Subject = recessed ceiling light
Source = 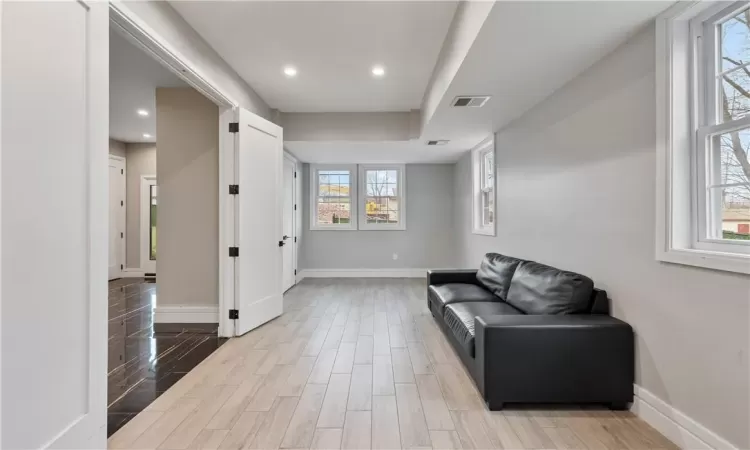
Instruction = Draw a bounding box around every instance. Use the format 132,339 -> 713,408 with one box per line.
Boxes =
371,65 -> 385,77
143,133 -> 152,139
283,66 -> 298,77
137,109 -> 149,117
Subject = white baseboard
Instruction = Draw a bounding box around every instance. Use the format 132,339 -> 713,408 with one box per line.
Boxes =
120,269 -> 151,278
632,385 -> 737,449
153,306 -> 219,324
297,268 -> 427,280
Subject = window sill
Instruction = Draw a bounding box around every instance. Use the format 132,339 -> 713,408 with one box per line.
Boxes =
657,247 -> 750,275
358,224 -> 406,231
472,227 -> 496,237
310,225 -> 358,231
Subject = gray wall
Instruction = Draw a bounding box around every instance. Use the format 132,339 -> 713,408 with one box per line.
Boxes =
453,24 -> 750,448
301,164 -> 457,270
124,143 -> 157,269
156,87 -> 219,309
109,138 -> 126,158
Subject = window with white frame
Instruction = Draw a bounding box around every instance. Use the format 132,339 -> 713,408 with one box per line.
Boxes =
358,165 -> 406,230
309,164 -> 406,231
657,1 -> 750,274
310,165 -> 357,230
472,138 -> 496,235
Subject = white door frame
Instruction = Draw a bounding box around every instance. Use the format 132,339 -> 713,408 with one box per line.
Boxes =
110,3 -> 257,338
140,174 -> 157,273
109,155 -> 126,280
283,151 -> 300,289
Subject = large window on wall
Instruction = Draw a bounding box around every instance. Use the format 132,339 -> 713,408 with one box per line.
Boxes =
358,165 -> 406,231
309,164 -> 406,231
310,165 -> 357,230
657,1 -> 750,274
150,185 -> 157,260
472,138 -> 496,236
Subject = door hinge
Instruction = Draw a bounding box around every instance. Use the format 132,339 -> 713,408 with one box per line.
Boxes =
121,232 -> 124,238
294,204 -> 297,211
121,200 -> 124,206
229,247 -> 239,257
229,122 -> 239,133
120,264 -> 123,270
294,171 -> 297,178
294,236 -> 297,243
294,269 -> 297,275
229,184 -> 239,195
121,169 -> 124,175
229,309 -> 239,320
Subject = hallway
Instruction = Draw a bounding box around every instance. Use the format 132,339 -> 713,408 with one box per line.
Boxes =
108,278 -> 226,436
108,279 -> 675,450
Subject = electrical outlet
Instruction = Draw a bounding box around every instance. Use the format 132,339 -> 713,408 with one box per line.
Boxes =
392,253 -> 399,260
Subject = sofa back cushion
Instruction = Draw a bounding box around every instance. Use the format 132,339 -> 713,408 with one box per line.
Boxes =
506,261 -> 594,314
476,253 -> 523,300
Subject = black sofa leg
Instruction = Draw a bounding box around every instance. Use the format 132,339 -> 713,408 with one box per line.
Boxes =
609,402 -> 629,411
485,400 -> 503,411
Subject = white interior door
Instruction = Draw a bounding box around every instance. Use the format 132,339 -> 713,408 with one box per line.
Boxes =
109,156 -> 125,280
235,108 -> 284,335
1,1 -> 109,448
282,157 -> 296,292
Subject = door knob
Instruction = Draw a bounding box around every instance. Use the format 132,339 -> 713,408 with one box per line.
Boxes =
282,235 -> 290,240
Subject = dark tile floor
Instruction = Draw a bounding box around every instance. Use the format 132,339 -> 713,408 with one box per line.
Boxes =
107,278 -> 227,437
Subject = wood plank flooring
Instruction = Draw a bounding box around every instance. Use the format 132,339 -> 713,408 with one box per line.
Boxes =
109,278 -> 676,450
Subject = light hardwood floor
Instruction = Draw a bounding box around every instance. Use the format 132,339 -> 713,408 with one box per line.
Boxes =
108,278 -> 676,450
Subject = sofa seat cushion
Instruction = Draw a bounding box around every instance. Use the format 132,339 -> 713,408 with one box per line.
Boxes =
443,302 -> 523,357
428,284 -> 496,315
476,253 -> 524,300
506,261 -> 594,315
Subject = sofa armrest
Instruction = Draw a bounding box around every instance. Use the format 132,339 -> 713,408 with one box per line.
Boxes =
474,315 -> 634,406
427,269 -> 479,286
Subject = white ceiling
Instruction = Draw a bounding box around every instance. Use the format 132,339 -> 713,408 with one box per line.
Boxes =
110,26 -> 186,144
421,1 -> 674,155
285,1 -> 672,164
169,1 -> 458,113
285,140 -> 462,164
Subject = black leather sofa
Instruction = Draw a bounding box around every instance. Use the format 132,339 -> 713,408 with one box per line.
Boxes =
427,253 -> 634,410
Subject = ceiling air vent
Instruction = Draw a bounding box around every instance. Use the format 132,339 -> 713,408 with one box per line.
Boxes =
427,140 -> 450,146
452,96 -> 491,108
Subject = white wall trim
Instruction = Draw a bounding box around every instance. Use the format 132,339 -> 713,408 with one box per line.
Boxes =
120,269 -> 148,278
153,306 -> 219,324
632,385 -> 738,450
298,268 -> 427,280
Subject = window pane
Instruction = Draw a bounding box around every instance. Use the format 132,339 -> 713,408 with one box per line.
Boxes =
720,65 -> 750,121
365,169 -> 400,224
482,151 -> 494,189
717,186 -> 750,240
317,198 -> 351,225
319,170 -> 350,197
715,127 -> 750,185
720,7 -> 750,73
150,184 -> 157,260
482,190 -> 494,226
317,169 -> 351,225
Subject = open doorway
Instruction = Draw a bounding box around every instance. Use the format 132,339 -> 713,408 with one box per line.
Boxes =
107,22 -> 227,437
